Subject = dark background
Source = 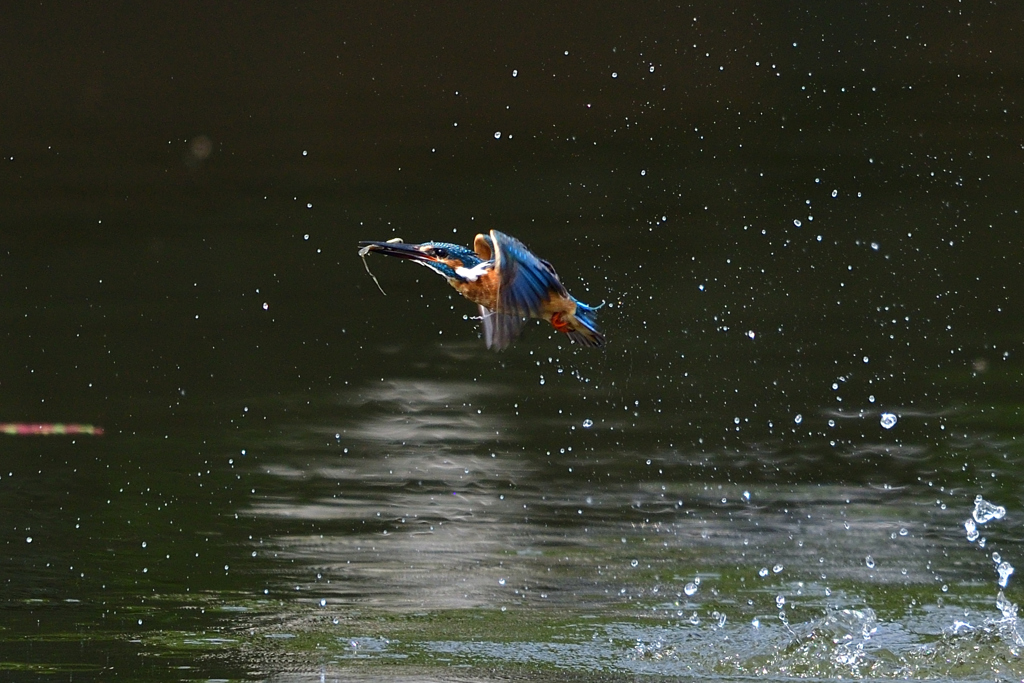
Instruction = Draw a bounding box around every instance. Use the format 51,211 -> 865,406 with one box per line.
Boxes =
2,2 -> 1021,421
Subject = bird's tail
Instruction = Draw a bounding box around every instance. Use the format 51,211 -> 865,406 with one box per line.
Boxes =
565,300 -> 606,347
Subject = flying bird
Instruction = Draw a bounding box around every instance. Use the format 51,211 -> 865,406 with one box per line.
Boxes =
359,230 -> 604,350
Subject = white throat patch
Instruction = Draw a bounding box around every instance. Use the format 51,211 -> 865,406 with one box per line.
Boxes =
454,262 -> 491,282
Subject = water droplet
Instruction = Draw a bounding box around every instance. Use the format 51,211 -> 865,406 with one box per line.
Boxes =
262,302 -> 269,311
758,567 -> 769,577
794,414 -> 803,424
494,131 -> 502,139
865,555 -> 876,569
512,69 -> 518,77
319,598 -> 327,607
973,495 -> 1006,524
997,562 -> 1015,588
793,219 -> 802,227
582,419 -> 594,428
773,564 -> 784,574
684,582 -> 698,596
25,537 -> 32,543
611,72 -> 618,78
997,590 -> 1018,618
879,413 -> 897,429
776,595 -> 786,608
871,242 -> 880,250
498,578 -> 506,586
831,189 -> 838,198
631,559 -> 639,568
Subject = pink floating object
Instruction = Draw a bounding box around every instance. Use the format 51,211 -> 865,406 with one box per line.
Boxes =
0,423 -> 104,436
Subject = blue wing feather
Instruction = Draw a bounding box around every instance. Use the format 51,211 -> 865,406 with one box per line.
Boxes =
491,231 -> 567,317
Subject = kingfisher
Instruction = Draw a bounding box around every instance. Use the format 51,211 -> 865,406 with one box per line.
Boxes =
359,230 -> 605,350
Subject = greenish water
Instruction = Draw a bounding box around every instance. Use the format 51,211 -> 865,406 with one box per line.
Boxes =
3,3 -> 1024,681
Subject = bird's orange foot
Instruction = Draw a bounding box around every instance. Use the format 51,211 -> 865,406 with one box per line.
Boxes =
550,312 -> 571,334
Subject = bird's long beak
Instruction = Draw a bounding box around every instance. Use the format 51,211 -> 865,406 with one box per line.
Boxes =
358,240 -> 437,263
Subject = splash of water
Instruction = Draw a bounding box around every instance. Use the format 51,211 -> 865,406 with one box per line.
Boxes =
972,495 -> 1006,524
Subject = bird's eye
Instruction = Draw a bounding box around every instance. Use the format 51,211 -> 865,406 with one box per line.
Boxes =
433,248 -> 449,258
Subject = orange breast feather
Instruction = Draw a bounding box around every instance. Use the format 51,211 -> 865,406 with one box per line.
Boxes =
452,268 -> 499,310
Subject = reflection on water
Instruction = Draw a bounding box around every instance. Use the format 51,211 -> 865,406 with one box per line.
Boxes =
208,374 -> 1024,679
251,379 -> 526,610
3,325 -> 1022,681
3,349 -> 1023,681
346,379 -> 506,444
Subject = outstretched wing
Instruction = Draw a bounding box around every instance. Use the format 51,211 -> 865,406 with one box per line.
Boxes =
478,305 -> 528,351
490,230 -> 567,317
